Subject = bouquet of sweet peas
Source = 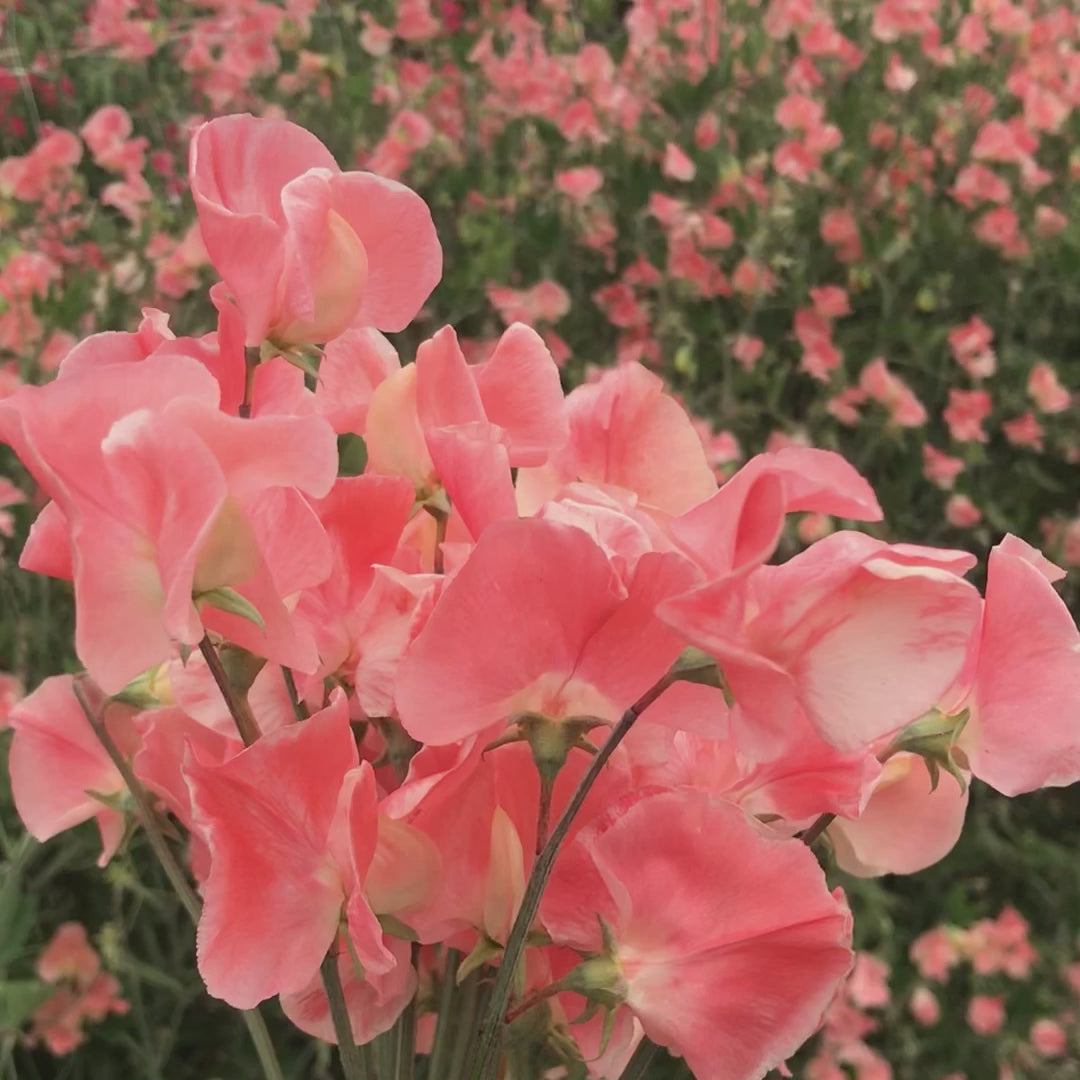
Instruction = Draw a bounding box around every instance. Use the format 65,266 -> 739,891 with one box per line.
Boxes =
3,114 -> 1079,1080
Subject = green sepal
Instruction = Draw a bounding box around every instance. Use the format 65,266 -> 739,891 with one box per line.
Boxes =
890,708 -> 970,795
194,587 -> 266,632
217,644 -> 267,693
457,936 -> 502,983
377,914 -> 419,942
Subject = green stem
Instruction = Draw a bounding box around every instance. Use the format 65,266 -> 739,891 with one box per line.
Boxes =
617,1037 -> 660,1080
321,950 -> 368,1080
239,345 -> 260,419
447,970 -> 482,1080
73,680 -> 285,1080
199,635 -> 261,746
281,666 -> 310,721
392,948 -> 418,1080
427,949 -> 461,1080
469,670 -> 678,1080
73,681 -> 200,922
799,812 -> 836,847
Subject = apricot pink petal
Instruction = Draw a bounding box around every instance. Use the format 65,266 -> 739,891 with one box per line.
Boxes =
772,559 -> 980,750
19,501 -> 73,580
669,470 -> 787,577
280,937 -> 416,1046
315,328 -> 400,435
165,402 -> 338,500
8,676 -> 133,865
526,362 -> 716,516
0,356 -> 221,514
185,694 -> 359,1008
471,324 -> 569,466
395,519 -> 624,745
543,790 -> 852,1080
274,168 -> 369,344
571,550 -> 703,712
662,536 -> 982,752
964,540 -> 1080,795
733,446 -> 883,521
415,326 -> 485,429
132,707 -> 239,883
190,116 -> 338,343
830,753 -> 968,877
331,171 -> 442,333
424,425 -> 518,539
313,475 -> 416,602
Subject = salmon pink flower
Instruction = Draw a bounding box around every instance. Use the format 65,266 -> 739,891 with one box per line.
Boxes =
0,354 -> 337,692
945,494 -> 982,528
1030,1018 -> 1067,1057
661,532 -> 982,756
516,362 -> 716,518
951,536 -> 1080,796
185,694 -> 394,1009
967,994 -> 1006,1035
1028,361 -> 1071,413
396,518 -> 702,746
542,789 -> 853,1080
829,752 -> 969,877
909,985 -> 941,1025
190,114 -> 441,346
943,389 -> 992,443
8,676 -> 138,865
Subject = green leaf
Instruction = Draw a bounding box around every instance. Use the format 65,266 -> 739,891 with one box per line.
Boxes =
0,981 -> 55,1032
194,587 -> 265,632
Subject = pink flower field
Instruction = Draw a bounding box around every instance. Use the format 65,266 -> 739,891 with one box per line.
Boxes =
0,3 -> 1079,1080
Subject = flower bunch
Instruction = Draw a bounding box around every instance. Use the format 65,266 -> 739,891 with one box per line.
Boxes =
3,114 -> 1080,1080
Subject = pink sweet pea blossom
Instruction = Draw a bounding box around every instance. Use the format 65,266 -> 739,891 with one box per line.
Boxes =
190,114 -> 441,345
1030,1018 -> 1067,1057
1028,361 -> 1071,413
0,353 -> 337,691
516,362 -> 717,518
909,986 -> 941,1026
952,536 -> 1080,796
829,753 -> 969,877
8,676 -> 138,865
943,389 -> 993,443
543,789 -> 853,1080
396,518 -> 701,745
967,994 -> 1006,1035
661,532 -> 981,756
29,922 -> 128,1055
185,693 -> 395,1009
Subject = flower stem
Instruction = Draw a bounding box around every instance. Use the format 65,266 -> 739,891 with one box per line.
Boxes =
321,950 -> 369,1080
427,948 -> 460,1080
468,670 -> 677,1080
239,345 -> 259,419
391,947 -> 419,1080
618,1037 -> 660,1080
199,635 -> 261,746
799,812 -> 836,847
73,679 -> 285,1080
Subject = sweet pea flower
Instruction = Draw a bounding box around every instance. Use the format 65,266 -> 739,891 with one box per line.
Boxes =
950,536 -> 1080,796
967,994 -> 1006,1035
184,694 -> 398,1009
542,789 -> 853,1080
661,532 -> 981,757
0,354 -> 337,691
8,676 -> 138,865
829,752 -> 969,877
190,115 -> 442,345
395,518 -> 702,746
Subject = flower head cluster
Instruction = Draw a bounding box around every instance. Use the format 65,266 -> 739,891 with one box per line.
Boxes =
4,114 -> 1080,1080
